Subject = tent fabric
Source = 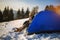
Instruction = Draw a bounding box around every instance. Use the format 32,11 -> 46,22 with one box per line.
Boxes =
27,10 -> 60,34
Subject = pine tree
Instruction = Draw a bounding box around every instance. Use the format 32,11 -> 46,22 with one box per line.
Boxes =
17,9 -> 21,19
3,7 -> 7,21
45,5 -> 55,11
3,7 -> 9,21
45,5 -> 49,10
9,8 -> 14,20
0,10 -> 3,22
25,8 -> 30,18
21,8 -> 25,18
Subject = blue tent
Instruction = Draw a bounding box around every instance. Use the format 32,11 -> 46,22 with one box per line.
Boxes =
27,10 -> 60,34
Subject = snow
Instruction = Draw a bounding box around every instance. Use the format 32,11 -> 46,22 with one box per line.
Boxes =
0,18 -> 60,40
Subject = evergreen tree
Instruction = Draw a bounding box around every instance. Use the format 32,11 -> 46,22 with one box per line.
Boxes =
3,7 -> 7,21
21,8 -> 25,18
3,7 -> 9,21
17,9 -> 21,19
49,5 -> 55,11
9,8 -> 14,20
25,8 -> 30,18
45,5 -> 55,11
45,5 -> 49,10
0,10 -> 3,22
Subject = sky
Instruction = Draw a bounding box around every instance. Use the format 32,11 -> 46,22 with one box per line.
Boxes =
0,0 -> 60,11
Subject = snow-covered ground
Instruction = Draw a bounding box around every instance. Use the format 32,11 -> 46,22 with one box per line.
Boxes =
0,18 -> 60,40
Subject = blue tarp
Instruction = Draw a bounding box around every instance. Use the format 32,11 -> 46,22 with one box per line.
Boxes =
27,10 -> 60,34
